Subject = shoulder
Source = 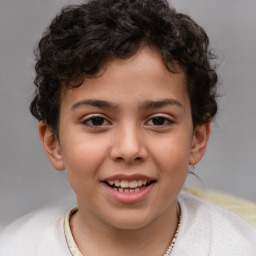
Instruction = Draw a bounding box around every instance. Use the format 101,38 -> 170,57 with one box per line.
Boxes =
0,206 -> 71,256
174,191 -> 256,255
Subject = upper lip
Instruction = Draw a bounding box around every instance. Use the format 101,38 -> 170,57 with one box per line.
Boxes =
103,174 -> 156,182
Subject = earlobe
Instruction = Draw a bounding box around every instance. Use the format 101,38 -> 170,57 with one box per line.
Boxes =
38,121 -> 65,171
189,122 -> 211,165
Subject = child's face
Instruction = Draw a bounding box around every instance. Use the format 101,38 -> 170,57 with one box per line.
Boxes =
40,47 -> 209,229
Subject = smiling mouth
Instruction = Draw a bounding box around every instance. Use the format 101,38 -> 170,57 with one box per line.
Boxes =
104,179 -> 156,193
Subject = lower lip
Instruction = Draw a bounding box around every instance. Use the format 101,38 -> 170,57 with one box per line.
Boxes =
102,182 -> 155,204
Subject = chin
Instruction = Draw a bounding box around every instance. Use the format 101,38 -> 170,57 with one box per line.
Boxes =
110,220 -> 150,230
104,211 -> 156,230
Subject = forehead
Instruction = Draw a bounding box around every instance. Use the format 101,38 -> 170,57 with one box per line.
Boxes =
61,47 -> 189,110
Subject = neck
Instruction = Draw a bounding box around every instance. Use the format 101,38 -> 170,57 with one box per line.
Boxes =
70,201 -> 179,256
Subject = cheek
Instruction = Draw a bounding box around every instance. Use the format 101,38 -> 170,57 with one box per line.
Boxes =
62,131 -> 108,166
149,133 -> 192,175
60,135 -> 109,190
153,141 -> 190,198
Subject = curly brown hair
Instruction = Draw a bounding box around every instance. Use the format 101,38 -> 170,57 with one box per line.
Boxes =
30,0 -> 218,133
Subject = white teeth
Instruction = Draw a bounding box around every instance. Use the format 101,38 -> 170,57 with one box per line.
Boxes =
128,180 -> 138,188
117,187 -> 141,193
120,180 -> 129,188
137,180 -> 143,186
142,180 -> 147,185
107,179 -> 150,188
114,180 -> 120,186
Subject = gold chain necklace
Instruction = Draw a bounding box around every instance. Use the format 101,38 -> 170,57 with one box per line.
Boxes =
162,211 -> 181,255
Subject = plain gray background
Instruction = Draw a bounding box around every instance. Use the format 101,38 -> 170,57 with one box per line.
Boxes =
0,0 -> 256,227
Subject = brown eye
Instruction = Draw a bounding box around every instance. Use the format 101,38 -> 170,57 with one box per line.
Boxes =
90,117 -> 105,126
82,116 -> 110,127
146,115 -> 175,127
151,117 -> 166,125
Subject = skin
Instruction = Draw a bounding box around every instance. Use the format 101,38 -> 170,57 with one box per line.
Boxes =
39,47 -> 210,256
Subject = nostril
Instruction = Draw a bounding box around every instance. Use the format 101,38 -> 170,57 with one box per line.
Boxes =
114,156 -> 143,163
115,156 -> 124,162
134,156 -> 143,161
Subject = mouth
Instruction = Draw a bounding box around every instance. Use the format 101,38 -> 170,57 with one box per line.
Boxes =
104,179 -> 156,193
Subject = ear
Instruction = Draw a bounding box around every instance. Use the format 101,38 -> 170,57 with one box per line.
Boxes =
189,122 -> 211,165
38,121 -> 65,171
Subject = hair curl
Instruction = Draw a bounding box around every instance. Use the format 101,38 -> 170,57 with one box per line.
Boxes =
30,0 -> 218,133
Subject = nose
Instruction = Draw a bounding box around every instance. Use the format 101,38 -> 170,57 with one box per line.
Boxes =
109,124 -> 148,164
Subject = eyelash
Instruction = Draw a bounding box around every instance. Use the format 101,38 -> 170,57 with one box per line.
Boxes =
145,115 -> 175,127
81,114 -> 175,128
82,115 -> 111,127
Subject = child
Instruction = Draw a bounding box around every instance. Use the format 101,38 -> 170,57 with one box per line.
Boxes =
1,0 -> 255,255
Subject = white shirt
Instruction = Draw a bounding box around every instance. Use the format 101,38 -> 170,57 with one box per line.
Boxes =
173,192 -> 256,255
0,192 -> 255,256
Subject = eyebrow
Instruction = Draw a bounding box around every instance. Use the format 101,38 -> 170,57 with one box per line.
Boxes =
71,98 -> 182,111
71,99 -> 117,110
140,99 -> 182,109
